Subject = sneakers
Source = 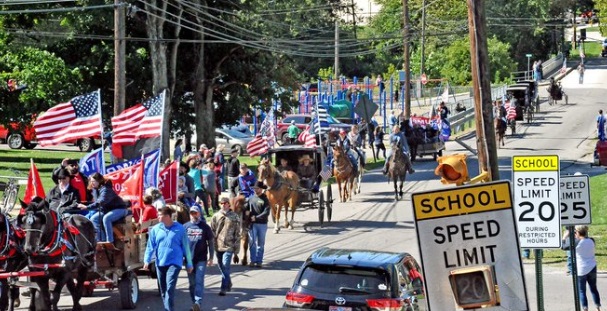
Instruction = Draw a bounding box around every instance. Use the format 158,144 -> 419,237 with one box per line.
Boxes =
218,290 -> 226,296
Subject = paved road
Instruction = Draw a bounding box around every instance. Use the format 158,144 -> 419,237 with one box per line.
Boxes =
11,58 -> 607,311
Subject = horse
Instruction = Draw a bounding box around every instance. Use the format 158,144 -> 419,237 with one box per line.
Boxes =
230,195 -> 252,265
167,202 -> 190,224
0,212 -> 26,311
402,121 -> 424,161
332,145 -> 363,202
19,198 -> 96,311
387,142 -> 408,201
257,158 -> 299,233
495,117 -> 506,148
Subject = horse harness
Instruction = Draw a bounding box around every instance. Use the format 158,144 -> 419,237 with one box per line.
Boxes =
24,210 -> 94,268
0,215 -> 23,262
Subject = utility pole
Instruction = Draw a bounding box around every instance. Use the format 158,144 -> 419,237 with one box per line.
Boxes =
402,0 -> 411,119
114,0 -> 126,116
420,0 -> 426,104
335,20 -> 340,78
467,0 -> 497,181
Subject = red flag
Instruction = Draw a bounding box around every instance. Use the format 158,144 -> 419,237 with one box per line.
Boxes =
118,161 -> 144,212
159,161 -> 179,204
104,162 -> 141,194
23,159 -> 45,204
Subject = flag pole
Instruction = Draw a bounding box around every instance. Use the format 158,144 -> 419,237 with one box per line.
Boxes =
159,89 -> 167,163
138,154 -> 145,225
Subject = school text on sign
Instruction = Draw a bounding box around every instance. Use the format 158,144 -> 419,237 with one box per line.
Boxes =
412,181 -> 528,311
512,155 -> 561,248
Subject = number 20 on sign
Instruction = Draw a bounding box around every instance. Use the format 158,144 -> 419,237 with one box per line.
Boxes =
512,155 -> 561,248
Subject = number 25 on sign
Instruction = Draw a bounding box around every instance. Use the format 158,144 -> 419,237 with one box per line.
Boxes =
512,155 -> 561,248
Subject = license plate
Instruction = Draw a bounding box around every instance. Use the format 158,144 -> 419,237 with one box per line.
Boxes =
329,307 -> 352,311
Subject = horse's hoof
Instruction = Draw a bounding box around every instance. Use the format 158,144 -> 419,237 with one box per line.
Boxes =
273,229 -> 280,234
242,261 -> 248,266
288,224 -> 294,230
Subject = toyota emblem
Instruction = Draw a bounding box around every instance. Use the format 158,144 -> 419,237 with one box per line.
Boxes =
335,297 -> 346,305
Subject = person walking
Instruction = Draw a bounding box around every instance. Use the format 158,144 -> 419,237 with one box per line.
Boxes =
247,181 -> 270,268
210,197 -> 241,296
598,110 -> 606,141
287,120 -> 301,145
388,110 -> 398,133
184,204 -> 214,311
578,63 -> 586,84
226,147 -> 240,193
373,126 -> 386,160
143,206 -> 194,311
575,225 -> 601,311
174,139 -> 184,162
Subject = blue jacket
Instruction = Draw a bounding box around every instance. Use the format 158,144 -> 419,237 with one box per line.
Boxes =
87,182 -> 126,212
144,221 -> 193,269
238,170 -> 257,198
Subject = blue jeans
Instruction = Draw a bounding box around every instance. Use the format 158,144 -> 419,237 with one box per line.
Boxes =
579,266 -> 601,309
157,264 -> 181,311
216,251 -> 233,291
249,223 -> 267,264
89,208 -> 129,242
188,261 -> 207,306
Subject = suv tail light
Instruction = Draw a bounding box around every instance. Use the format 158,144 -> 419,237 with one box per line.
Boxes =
366,298 -> 404,311
285,291 -> 314,307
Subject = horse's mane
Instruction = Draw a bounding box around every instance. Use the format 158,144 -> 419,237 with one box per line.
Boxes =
260,158 -> 277,175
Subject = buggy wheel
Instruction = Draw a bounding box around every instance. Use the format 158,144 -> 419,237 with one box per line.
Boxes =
318,190 -> 324,227
119,271 -> 139,309
326,185 -> 333,222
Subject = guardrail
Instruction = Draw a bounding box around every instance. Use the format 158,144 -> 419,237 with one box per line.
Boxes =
511,54 -> 564,81
448,85 -> 508,136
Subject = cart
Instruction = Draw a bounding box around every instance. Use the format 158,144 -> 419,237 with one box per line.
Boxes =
78,216 -> 157,309
268,145 -> 333,226
408,125 -> 445,161
506,85 -> 534,124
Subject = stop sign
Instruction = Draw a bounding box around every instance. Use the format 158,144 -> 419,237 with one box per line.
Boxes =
421,73 -> 428,85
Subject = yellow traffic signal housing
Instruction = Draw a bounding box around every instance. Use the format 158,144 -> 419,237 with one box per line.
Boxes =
435,154 -> 469,185
448,265 -> 500,310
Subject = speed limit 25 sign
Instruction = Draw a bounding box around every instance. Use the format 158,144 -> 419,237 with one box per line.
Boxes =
560,175 -> 591,225
512,155 -> 561,248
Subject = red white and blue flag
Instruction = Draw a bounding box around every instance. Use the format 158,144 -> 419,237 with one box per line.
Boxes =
34,90 -> 102,147
112,91 -> 165,145
298,125 -> 317,148
79,148 -> 105,177
246,109 -> 276,156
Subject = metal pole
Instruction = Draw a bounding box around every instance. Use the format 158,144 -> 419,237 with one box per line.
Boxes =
527,56 -> 531,81
403,0 -> 411,119
420,0 -> 426,106
535,249 -> 544,311
569,226 -> 581,311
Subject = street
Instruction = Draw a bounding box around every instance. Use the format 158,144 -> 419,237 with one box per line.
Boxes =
10,57 -> 607,311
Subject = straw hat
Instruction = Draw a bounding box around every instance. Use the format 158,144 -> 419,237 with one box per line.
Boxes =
299,154 -> 313,163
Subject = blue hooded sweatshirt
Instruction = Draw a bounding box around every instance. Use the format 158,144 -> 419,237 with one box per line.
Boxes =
144,220 -> 193,269
183,205 -> 215,264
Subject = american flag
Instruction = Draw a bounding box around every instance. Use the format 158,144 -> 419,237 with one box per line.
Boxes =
34,90 -> 102,147
319,164 -> 332,181
298,125 -> 317,148
246,110 -> 276,156
311,102 -> 330,134
112,91 -> 165,145
504,101 -> 517,121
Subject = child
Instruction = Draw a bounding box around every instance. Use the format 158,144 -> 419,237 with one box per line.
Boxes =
133,195 -> 158,229
179,176 -> 196,207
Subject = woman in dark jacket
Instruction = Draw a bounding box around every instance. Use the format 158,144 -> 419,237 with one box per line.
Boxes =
78,172 -> 129,243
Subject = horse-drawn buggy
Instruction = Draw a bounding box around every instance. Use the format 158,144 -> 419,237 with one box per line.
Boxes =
406,117 -> 445,161
260,145 -> 333,229
506,83 -> 535,125
0,200 -> 154,311
547,79 -> 567,105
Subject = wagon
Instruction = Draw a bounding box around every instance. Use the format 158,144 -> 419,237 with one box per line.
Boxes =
268,145 -> 333,226
506,85 -> 533,124
79,216 -> 157,309
408,125 -> 445,161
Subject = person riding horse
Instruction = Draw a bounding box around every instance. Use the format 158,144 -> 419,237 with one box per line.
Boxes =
346,125 -> 366,168
383,125 -> 415,175
548,77 -> 562,99
333,129 -> 360,173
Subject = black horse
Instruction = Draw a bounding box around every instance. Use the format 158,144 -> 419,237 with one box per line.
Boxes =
0,212 -> 27,311
401,120 -> 424,161
19,198 -> 96,311
387,142 -> 408,201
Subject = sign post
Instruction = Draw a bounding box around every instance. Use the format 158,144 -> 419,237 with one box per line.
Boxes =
560,174 -> 591,311
525,54 -> 532,80
412,181 -> 528,311
512,155 -> 561,311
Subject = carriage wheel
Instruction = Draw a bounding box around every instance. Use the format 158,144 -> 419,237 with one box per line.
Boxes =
318,190 -> 325,227
119,271 -> 139,309
326,184 -> 333,222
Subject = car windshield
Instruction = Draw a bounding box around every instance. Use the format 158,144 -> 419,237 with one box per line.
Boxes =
222,129 -> 250,138
298,265 -> 389,294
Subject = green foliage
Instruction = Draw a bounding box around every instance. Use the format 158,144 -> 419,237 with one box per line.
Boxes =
318,67 -> 334,80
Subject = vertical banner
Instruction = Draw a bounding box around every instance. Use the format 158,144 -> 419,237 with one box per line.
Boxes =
158,161 -> 179,204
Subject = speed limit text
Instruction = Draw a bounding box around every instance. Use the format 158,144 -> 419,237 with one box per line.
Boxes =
434,220 -> 500,268
516,177 -> 556,198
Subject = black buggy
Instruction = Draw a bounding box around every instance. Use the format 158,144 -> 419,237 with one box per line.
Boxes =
268,145 -> 334,226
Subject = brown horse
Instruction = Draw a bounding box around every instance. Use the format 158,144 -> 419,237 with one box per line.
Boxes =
332,145 -> 360,202
388,142 -> 408,201
258,158 -> 299,233
167,202 -> 190,224
495,117 -> 506,148
231,195 -> 251,265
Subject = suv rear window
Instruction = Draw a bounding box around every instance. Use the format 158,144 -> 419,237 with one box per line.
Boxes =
298,265 -> 389,294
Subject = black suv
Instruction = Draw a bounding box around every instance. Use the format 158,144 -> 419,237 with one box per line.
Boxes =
284,248 -> 425,311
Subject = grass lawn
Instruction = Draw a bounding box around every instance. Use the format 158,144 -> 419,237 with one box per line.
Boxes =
569,41 -> 602,59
